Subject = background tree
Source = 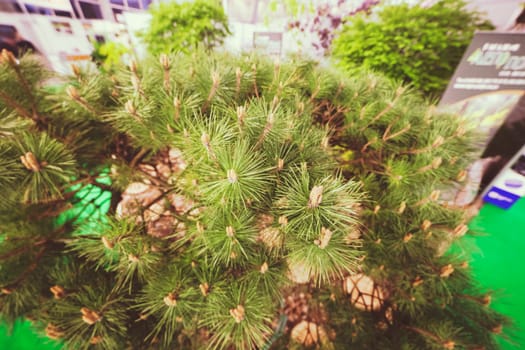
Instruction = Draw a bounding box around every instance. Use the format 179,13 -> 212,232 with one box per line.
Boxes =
0,49 -> 509,350
140,0 -> 230,55
332,0 -> 494,98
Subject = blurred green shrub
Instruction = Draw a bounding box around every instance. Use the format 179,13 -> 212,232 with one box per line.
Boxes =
140,0 -> 230,55
332,0 -> 493,98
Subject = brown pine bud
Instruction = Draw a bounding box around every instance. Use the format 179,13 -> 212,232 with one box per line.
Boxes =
277,158 -> 284,171
45,324 -> 64,340
227,169 -> 238,183
403,233 -> 413,243
226,226 -> 235,237
229,304 -> 245,323
491,324 -> 503,334
373,205 -> 381,214
129,59 -> 137,73
1,287 -> 13,294
50,285 -> 66,299
315,227 -> 333,249
308,185 -> 324,208
431,135 -> 445,148
421,220 -> 432,231
1,49 -> 17,65
398,201 -> 407,214
199,282 -> 209,296
236,105 -> 245,126
159,54 -> 170,69
278,215 -> 288,226
80,307 -> 101,325
440,264 -> 454,278
125,100 -> 136,115
90,336 -> 103,345
443,340 -> 455,349
412,276 -> 424,287
430,190 -> 441,201
431,157 -> 443,169
66,85 -> 80,100
101,236 -> 114,249
481,294 -> 491,306
21,152 -> 40,172
128,254 -> 140,263
71,64 -> 81,77
453,224 -> 468,237
260,262 -> 269,274
163,292 -> 177,307
456,170 -> 468,182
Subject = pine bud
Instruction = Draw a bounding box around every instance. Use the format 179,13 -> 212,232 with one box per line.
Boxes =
459,261 -> 469,269
80,307 -> 101,325
1,49 -> 17,66
315,227 -> 333,249
199,282 -> 209,296
412,276 -> 424,287
236,106 -> 245,126
278,215 -> 288,226
131,75 -> 140,92
456,170 -> 467,182
260,262 -> 269,274
431,135 -> 445,148
491,324 -> 503,334
453,224 -> 468,237
373,205 -> 380,214
430,190 -> 440,201
66,85 -> 80,100
129,59 -> 137,73
431,157 -> 442,169
128,254 -> 140,263
101,236 -> 114,249
443,340 -> 455,349
90,336 -> 103,345
308,185 -> 324,208
297,101 -> 305,115
440,264 -> 454,278
163,292 -> 177,307
421,220 -> 432,231
45,324 -> 64,340
227,169 -> 238,183
226,226 -> 235,237
20,152 -> 40,172
201,133 -> 210,147
229,304 -> 245,323
235,67 -> 242,81
196,222 -> 204,233
1,288 -> 12,294
403,233 -> 413,243
125,100 -> 136,115
159,54 -> 170,69
277,158 -> 284,171
481,294 -> 491,306
50,285 -> 65,299
398,201 -> 406,214
211,71 -> 220,88
71,64 -> 81,77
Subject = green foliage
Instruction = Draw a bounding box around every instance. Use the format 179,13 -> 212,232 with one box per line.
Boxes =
332,0 -> 494,97
90,41 -> 130,72
0,48 -> 510,350
140,0 -> 230,55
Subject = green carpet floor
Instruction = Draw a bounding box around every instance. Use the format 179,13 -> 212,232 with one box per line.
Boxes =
1,200 -> 524,349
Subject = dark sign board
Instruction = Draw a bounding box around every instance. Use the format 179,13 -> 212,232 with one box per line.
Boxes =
438,32 -> 525,208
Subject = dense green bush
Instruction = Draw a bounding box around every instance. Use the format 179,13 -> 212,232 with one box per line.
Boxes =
332,0 -> 493,98
140,0 -> 230,55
